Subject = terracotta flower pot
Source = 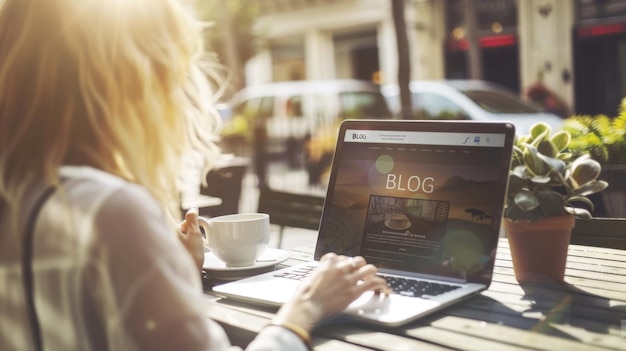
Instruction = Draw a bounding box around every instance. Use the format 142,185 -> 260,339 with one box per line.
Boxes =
503,215 -> 576,283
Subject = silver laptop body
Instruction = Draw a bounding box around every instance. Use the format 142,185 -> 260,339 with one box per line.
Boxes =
213,119 -> 516,326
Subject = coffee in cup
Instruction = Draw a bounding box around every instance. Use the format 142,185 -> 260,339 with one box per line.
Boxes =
197,213 -> 270,267
386,213 -> 410,229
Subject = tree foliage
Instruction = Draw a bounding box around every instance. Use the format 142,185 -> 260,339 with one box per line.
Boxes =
196,0 -> 266,89
563,98 -> 626,165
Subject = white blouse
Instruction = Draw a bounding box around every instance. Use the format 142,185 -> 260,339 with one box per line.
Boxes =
0,166 -> 307,351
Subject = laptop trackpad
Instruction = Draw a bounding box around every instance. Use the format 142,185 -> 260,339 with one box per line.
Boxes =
345,291 -> 440,322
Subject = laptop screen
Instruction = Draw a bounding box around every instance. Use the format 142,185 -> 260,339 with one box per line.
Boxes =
314,120 -> 515,285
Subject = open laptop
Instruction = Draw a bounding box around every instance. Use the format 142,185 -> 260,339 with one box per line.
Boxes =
213,119 -> 515,326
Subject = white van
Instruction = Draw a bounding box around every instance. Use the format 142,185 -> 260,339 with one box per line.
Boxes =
221,79 -> 392,158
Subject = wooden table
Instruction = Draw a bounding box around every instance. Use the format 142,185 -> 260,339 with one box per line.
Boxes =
202,239 -> 626,350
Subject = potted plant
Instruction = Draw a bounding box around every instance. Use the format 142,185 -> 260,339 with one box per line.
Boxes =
503,122 -> 608,283
561,97 -> 626,218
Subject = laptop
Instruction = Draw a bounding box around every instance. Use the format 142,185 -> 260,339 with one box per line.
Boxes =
213,119 -> 515,326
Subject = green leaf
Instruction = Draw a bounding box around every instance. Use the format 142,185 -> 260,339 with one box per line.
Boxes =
530,130 -> 548,148
570,180 -> 609,197
557,152 -> 572,162
523,144 -> 548,175
565,195 -> 595,211
530,175 -> 551,184
538,154 -> 567,173
530,122 -> 551,140
513,189 -> 540,212
536,191 -> 567,217
565,207 -> 592,219
505,203 -> 542,221
507,172 -> 527,195
550,131 -> 571,152
510,146 -> 524,168
511,165 -> 533,178
537,139 -> 558,158
569,156 -> 601,185
517,135 -> 533,146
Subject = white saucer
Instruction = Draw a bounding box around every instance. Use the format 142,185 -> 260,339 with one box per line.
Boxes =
203,248 -> 290,280
384,219 -> 411,230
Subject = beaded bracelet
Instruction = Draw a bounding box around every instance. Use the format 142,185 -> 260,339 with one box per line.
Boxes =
266,319 -> 313,351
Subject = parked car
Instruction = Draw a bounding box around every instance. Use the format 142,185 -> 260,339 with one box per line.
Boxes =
220,79 -> 392,179
222,79 -> 391,146
381,80 -> 565,134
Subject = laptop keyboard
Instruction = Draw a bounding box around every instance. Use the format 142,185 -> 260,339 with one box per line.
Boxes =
274,265 -> 461,298
273,265 -> 317,280
383,276 -> 460,298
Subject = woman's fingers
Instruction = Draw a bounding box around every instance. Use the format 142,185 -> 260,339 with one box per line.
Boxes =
348,262 -> 392,295
321,254 -> 366,272
180,206 -> 199,233
353,275 -> 390,296
279,253 -> 391,326
316,254 -> 391,296
350,262 -> 377,279
178,206 -> 204,270
320,252 -> 337,263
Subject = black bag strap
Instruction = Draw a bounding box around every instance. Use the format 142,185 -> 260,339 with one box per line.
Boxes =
21,185 -> 56,351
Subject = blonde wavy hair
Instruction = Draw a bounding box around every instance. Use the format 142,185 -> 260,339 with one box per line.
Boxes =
0,0 -> 221,225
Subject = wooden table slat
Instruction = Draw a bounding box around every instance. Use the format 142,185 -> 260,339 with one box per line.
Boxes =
491,278 -> 626,303
317,325 -> 454,351
492,266 -> 626,293
414,314 -> 620,351
494,256 -> 626,286
314,339 -> 375,351
442,306 -> 626,349
496,251 -> 626,270
478,290 -> 626,325
206,299 -> 371,350
404,324 -> 537,351
498,241 -> 626,262
204,239 -> 626,350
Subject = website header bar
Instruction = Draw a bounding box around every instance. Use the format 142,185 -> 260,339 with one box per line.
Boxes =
344,129 -> 506,147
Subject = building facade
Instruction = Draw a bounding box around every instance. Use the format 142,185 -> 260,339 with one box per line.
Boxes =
245,0 -> 626,116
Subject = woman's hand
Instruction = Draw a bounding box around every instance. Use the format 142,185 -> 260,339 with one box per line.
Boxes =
275,253 -> 390,332
178,206 -> 205,271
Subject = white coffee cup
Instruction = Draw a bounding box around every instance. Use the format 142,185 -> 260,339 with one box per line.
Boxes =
197,213 -> 270,267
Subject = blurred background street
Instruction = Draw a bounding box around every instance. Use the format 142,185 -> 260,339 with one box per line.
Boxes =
191,0 -> 626,248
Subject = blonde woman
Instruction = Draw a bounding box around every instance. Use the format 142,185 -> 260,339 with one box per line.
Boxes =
0,0 -> 389,350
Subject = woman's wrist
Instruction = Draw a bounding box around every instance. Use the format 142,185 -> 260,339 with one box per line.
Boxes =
265,319 -> 313,351
275,296 -> 322,333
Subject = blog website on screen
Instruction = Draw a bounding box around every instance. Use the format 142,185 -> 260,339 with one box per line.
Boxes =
317,128 -> 509,282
